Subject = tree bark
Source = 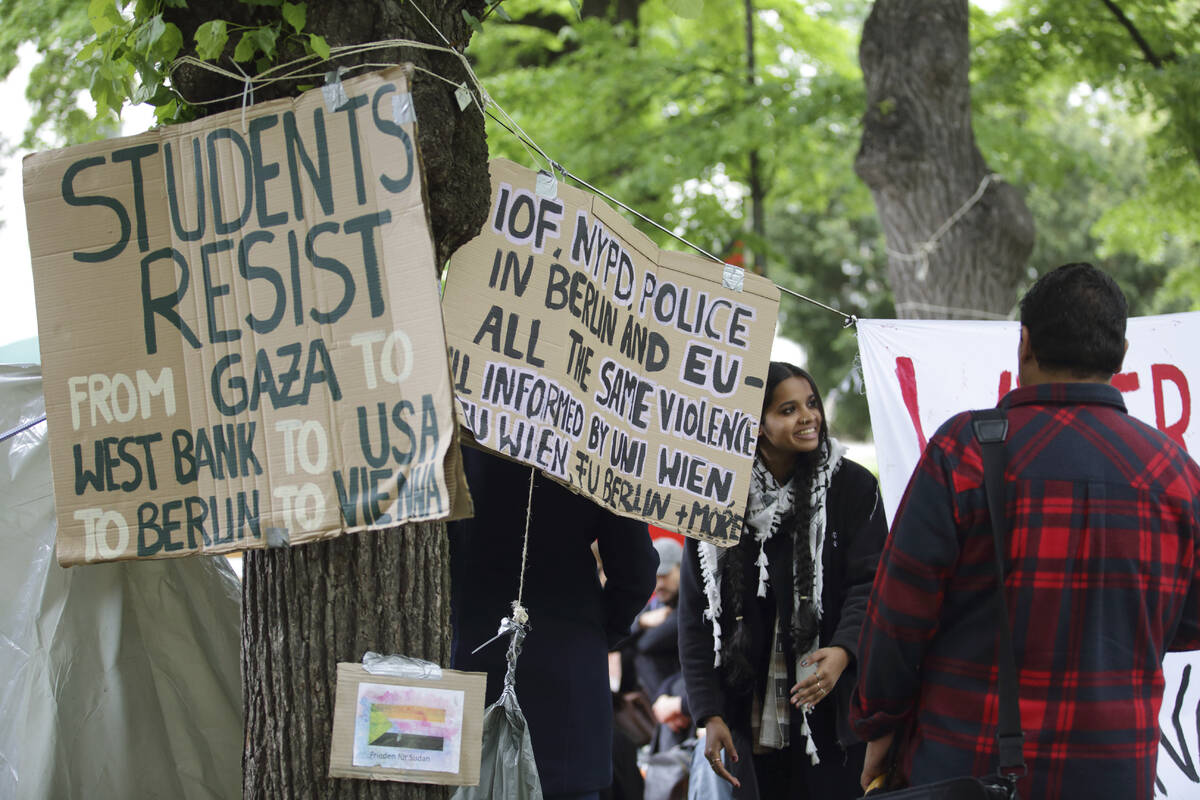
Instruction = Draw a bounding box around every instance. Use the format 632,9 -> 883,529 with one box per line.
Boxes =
160,2 -> 488,798
242,527 -> 452,799
855,0 -> 1034,319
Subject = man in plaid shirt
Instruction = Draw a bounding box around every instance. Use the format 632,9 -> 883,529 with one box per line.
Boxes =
852,263 -> 1200,799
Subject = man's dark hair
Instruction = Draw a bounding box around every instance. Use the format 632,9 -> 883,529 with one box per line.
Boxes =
1019,262 -> 1127,377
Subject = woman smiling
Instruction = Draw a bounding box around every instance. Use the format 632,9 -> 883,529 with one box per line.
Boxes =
678,361 -> 888,799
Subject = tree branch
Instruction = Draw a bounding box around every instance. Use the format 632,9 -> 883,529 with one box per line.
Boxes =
1098,0 -> 1172,69
508,10 -> 572,34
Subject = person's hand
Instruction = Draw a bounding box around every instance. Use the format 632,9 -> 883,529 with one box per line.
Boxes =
701,716 -> 741,788
861,731 -> 895,792
638,606 -> 670,629
652,695 -> 691,731
667,713 -> 692,733
790,646 -> 849,710
607,651 -> 621,693
652,694 -> 682,724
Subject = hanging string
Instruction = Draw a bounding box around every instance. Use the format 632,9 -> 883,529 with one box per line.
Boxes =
512,467 -> 536,624
468,465 -> 536,657
886,173 -> 999,282
0,415 -> 46,445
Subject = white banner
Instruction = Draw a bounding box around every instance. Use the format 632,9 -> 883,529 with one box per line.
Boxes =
857,313 -> 1200,799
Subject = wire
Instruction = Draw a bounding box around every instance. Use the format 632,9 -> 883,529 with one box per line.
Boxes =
0,415 -> 46,445
483,110 -> 858,327
170,30 -> 861,326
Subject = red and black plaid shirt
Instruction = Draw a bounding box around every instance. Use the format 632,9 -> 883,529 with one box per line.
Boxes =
852,382 -> 1200,800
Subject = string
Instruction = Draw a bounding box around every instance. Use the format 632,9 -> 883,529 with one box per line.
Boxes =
232,61 -> 253,133
168,38 -> 490,109
406,0 -> 453,47
894,300 -> 1012,320
886,173 -> 999,281
511,466 -> 536,623
0,415 -> 46,445
167,38 -> 868,327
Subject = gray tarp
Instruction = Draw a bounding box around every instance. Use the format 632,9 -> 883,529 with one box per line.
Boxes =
0,364 -> 243,799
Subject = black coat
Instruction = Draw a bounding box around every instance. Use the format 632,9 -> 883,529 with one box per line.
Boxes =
449,447 -> 658,795
678,458 -> 887,795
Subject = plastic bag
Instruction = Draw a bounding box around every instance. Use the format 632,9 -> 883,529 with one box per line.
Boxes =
451,618 -> 543,800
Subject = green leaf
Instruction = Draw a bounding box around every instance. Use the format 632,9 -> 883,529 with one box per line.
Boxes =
134,14 -> 166,54
131,81 -> 153,104
155,99 -> 178,123
493,3 -> 512,22
87,0 -> 122,36
196,20 -> 229,61
163,0 -> 188,7
664,0 -> 703,19
567,0 -> 581,20
254,25 -> 279,58
282,2 -> 306,34
462,9 -> 483,34
155,22 -> 184,61
148,84 -> 176,106
308,33 -> 330,61
233,31 -> 258,62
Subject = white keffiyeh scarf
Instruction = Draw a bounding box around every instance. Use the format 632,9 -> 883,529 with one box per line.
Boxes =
699,439 -> 847,762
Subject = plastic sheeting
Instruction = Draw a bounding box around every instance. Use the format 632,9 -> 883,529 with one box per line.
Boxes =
452,620 -> 542,800
0,365 -> 243,799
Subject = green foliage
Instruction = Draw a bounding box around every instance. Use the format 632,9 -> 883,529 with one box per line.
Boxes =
970,0 -> 1200,313
0,0 -> 328,142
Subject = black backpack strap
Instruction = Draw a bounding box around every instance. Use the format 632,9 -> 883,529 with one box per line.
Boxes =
971,409 -> 1026,779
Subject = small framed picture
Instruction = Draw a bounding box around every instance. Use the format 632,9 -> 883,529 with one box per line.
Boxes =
329,663 -> 486,785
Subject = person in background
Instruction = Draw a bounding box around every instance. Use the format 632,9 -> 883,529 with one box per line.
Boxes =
852,263 -> 1200,800
635,537 -> 694,751
678,362 -> 888,799
450,446 -> 659,800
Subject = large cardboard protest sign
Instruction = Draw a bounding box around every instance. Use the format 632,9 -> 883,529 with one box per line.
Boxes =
856,313 -> 1200,799
24,66 -> 468,566
442,159 -> 779,545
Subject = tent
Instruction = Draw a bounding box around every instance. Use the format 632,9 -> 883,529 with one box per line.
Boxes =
0,359 -> 243,799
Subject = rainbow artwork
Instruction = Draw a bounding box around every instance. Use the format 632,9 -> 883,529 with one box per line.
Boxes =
352,682 -> 466,773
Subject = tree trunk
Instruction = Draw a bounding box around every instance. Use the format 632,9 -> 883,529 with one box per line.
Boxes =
160,2 -> 488,798
855,0 -> 1034,319
242,527 -> 451,799
744,0 -> 768,277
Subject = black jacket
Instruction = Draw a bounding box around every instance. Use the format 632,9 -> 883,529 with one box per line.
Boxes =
450,446 -> 658,795
678,458 -> 887,788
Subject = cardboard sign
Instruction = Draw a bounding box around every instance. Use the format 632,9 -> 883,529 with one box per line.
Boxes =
857,313 -> 1200,522
23,66 -> 470,566
329,663 -> 485,785
443,159 -> 780,545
